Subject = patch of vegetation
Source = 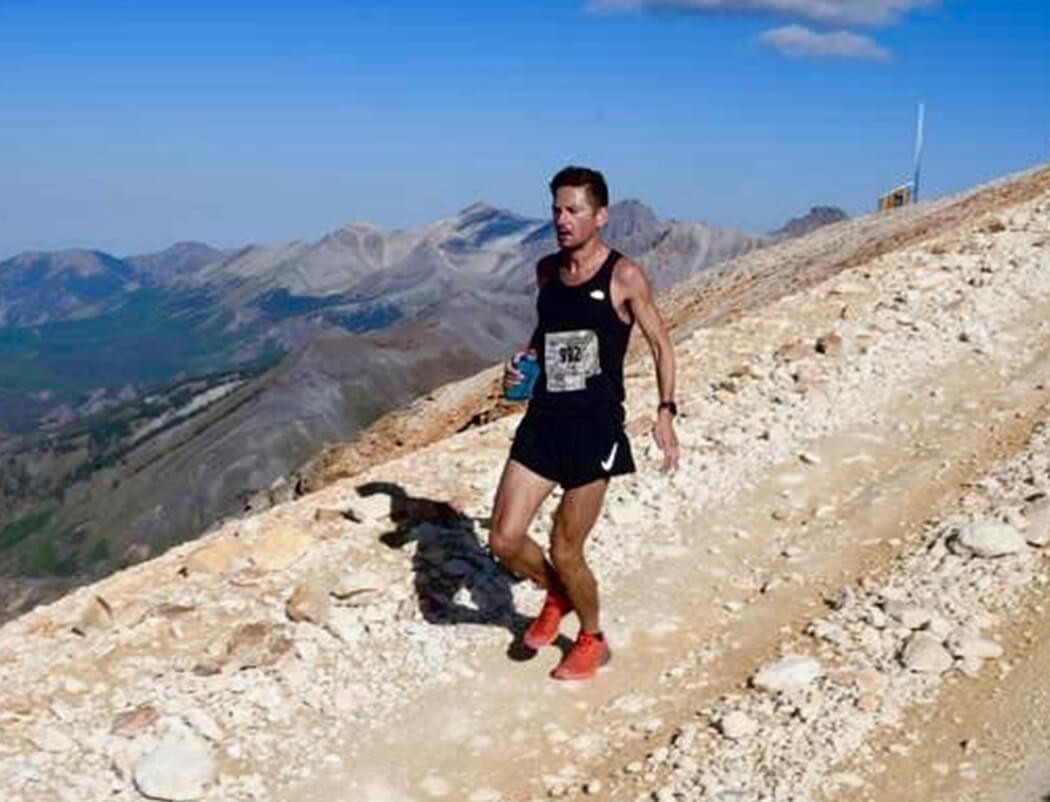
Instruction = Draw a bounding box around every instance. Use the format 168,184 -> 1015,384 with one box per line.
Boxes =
18,537 -> 77,577
88,417 -> 132,453
86,537 -> 110,565
322,303 -> 402,333
0,503 -> 56,550
255,288 -> 350,322
0,457 -> 33,498
255,290 -> 403,333
2,355 -> 285,522
0,287 -> 242,394
13,522 -> 85,578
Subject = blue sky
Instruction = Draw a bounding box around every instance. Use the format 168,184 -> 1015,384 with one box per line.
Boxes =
1,0 -> 1047,256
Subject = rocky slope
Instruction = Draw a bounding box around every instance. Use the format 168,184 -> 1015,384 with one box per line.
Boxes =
1,165 -> 1049,802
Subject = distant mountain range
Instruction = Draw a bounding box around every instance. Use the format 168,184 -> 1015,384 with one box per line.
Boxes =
0,200 -> 784,433
0,199 -> 844,613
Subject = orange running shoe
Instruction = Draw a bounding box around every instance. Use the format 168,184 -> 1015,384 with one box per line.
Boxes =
523,589 -> 573,650
550,631 -> 610,680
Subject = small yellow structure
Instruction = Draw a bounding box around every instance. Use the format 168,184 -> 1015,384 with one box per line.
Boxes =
877,184 -> 912,212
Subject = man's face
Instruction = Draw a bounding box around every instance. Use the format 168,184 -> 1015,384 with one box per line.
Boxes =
552,185 -> 607,250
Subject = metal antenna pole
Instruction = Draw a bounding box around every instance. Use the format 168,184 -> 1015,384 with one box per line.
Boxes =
912,102 -> 925,203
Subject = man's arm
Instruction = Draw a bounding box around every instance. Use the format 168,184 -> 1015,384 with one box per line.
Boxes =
616,259 -> 679,472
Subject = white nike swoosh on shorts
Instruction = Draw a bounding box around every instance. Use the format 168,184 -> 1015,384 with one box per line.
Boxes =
600,442 -> 618,471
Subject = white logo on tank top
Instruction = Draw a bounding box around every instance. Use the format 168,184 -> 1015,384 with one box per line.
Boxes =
589,289 -> 605,301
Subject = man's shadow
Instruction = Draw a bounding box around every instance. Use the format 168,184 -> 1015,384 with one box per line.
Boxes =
357,481 -> 572,661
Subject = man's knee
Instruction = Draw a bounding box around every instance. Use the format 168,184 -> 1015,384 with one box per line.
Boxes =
550,538 -> 584,573
488,525 -> 522,562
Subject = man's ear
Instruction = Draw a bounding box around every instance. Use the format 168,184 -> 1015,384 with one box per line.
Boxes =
596,206 -> 609,228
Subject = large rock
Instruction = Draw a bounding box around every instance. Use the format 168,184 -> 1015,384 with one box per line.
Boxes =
882,600 -> 933,630
134,735 -> 216,801
183,537 -> 242,575
752,655 -> 823,693
718,711 -> 758,739
350,492 -> 392,523
332,568 -> 387,606
900,632 -> 953,673
314,507 -> 351,524
325,609 -> 367,645
773,340 -> 807,363
111,705 -> 160,738
286,583 -> 331,624
248,527 -> 311,571
29,726 -> 76,753
946,630 -> 1003,660
225,622 -> 294,670
815,332 -> 843,356
182,709 -> 223,743
950,521 -> 1026,558
72,595 -> 114,636
1022,499 -> 1050,547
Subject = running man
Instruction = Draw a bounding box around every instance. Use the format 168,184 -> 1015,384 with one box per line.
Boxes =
489,165 -> 679,680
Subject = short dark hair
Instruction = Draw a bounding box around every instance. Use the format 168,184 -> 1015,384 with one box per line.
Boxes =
549,165 -> 609,210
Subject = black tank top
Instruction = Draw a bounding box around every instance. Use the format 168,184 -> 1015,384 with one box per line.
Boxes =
528,249 -> 633,418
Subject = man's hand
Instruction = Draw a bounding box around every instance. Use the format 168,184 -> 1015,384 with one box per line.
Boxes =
652,410 -> 679,472
503,349 -> 535,392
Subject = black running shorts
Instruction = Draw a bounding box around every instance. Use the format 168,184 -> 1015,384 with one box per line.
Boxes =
510,410 -> 636,489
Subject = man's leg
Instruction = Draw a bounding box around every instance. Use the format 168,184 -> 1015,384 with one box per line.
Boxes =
488,459 -> 558,588
549,477 -> 609,634
548,477 -> 611,679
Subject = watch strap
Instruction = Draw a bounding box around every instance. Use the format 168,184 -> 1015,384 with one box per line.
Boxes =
658,400 -> 678,417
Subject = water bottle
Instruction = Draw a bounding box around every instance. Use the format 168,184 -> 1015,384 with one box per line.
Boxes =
504,352 -> 539,401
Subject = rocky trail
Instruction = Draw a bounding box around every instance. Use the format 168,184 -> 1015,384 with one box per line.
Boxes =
2,166 -> 1050,802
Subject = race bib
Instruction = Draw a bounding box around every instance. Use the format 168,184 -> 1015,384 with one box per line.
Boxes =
545,329 -> 600,392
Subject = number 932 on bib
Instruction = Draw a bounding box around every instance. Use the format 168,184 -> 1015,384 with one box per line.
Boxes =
545,329 -> 600,393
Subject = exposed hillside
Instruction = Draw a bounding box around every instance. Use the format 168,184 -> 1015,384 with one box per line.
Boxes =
0,308 -> 523,619
1,165 -> 1048,802
126,242 -> 228,284
0,244 -> 259,435
0,249 -> 139,327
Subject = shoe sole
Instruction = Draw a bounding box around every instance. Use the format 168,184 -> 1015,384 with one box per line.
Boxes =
522,605 -> 573,650
549,647 -> 611,681
523,624 -> 560,650
524,633 -> 556,650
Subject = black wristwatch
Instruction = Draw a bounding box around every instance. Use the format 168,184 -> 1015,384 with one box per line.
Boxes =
657,400 -> 678,417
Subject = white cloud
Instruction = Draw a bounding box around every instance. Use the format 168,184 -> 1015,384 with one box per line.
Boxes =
588,0 -> 937,27
758,24 -> 892,61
